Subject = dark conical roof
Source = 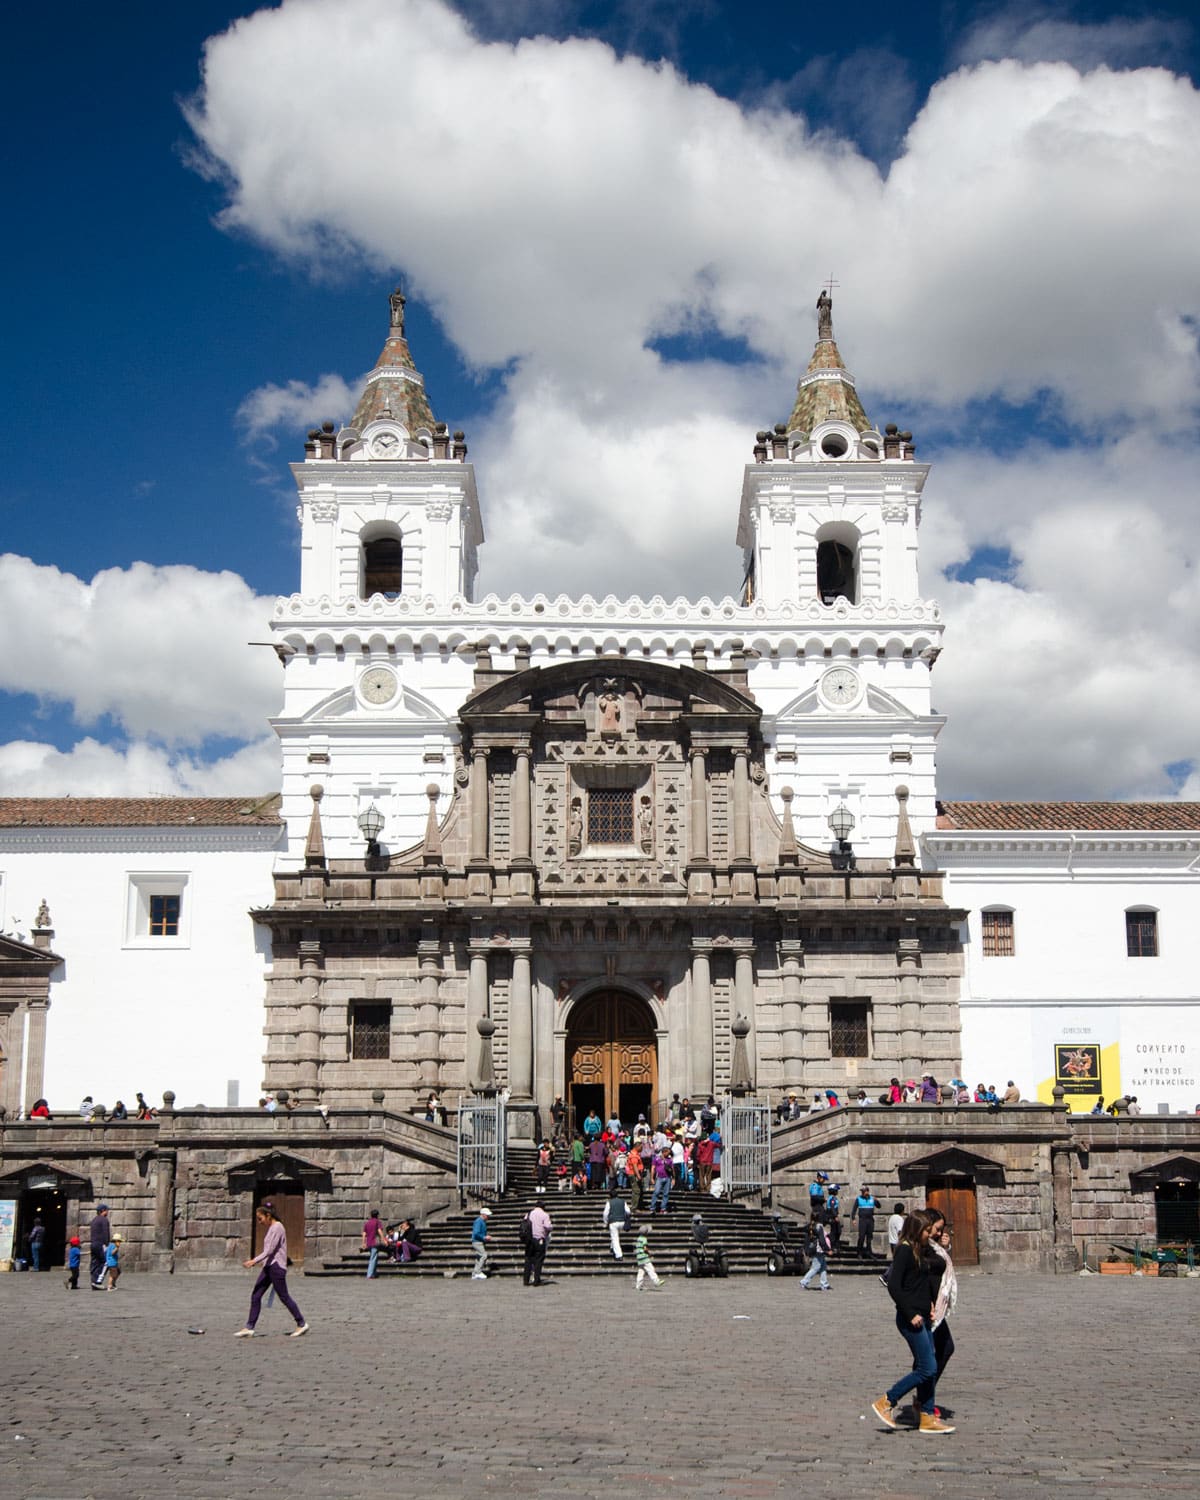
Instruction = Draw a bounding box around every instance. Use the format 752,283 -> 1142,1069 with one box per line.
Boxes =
787,293 -> 871,435
349,289 -> 438,434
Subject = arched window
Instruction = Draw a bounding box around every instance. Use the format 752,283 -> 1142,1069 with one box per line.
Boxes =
817,539 -> 857,604
362,536 -> 403,599
1125,907 -> 1158,957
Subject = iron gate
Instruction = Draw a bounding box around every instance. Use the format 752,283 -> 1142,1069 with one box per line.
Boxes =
721,1096 -> 771,1201
456,1094 -> 507,1202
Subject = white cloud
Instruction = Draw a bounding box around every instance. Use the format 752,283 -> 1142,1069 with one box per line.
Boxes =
238,371 -> 363,444
955,9 -> 1191,72
0,554 -> 282,744
0,736 -> 281,798
183,0 -> 1200,801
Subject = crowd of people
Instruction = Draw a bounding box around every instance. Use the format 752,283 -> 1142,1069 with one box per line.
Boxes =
775,1075 -> 1024,1120
23,1091 -> 157,1122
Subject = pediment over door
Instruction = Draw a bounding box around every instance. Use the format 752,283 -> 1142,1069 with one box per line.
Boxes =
898,1145 -> 1007,1186
226,1150 -> 333,1192
1129,1155 -> 1200,1188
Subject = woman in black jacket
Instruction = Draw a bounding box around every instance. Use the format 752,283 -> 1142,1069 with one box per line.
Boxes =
871,1213 -> 955,1434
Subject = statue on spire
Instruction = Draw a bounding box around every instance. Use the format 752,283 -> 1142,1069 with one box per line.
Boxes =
816,288 -> 834,341
389,287 -> 407,333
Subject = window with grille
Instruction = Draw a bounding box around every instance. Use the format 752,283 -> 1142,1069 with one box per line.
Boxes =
587,787 -> 634,845
1125,909 -> 1158,958
830,1001 -> 870,1058
148,893 -> 180,936
981,908 -> 1015,957
350,1002 -> 392,1060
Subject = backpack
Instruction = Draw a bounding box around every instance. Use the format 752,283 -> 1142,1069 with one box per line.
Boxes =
518,1213 -> 534,1246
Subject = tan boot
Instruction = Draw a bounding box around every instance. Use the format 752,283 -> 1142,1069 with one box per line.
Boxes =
871,1396 -> 900,1430
918,1410 -> 956,1434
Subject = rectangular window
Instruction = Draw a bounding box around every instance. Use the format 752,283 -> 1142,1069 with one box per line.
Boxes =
587,787 -> 634,845
981,909 -> 1015,957
830,1001 -> 870,1058
148,893 -> 181,936
350,1002 -> 392,1060
1126,911 -> 1158,958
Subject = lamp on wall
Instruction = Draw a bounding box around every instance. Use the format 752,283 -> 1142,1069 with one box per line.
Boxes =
827,801 -> 856,871
357,802 -> 385,859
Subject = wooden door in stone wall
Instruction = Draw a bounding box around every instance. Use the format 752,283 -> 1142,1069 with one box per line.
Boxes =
927,1176 -> 978,1266
253,1184 -> 306,1267
567,992 -> 657,1128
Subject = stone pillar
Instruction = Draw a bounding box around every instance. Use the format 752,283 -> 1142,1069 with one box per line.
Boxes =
467,944 -> 490,1089
512,747 -> 532,863
417,938 -> 442,1090
690,942 -> 714,1097
897,933 -> 922,1080
23,997 -> 49,1109
297,941 -> 323,1103
689,749 -> 709,862
734,944 -> 755,1087
732,746 -> 751,863
779,932 -> 804,1085
469,747 -> 490,863
509,947 -> 533,1101
153,1150 -> 177,1268
1051,1143 -> 1078,1271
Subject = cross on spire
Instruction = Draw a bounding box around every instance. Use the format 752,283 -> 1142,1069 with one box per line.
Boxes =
822,273 -> 840,297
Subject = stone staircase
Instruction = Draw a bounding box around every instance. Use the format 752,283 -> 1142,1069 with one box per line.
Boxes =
306,1147 -> 889,1279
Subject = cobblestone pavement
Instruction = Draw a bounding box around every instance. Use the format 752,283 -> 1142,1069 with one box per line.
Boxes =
2,1267 -> 1197,1500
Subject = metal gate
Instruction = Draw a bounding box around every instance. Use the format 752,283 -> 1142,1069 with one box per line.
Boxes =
721,1096 -> 771,1202
457,1094 -> 507,1203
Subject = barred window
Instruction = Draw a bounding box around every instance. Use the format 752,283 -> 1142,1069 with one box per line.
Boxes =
1125,909 -> 1158,958
830,1001 -> 870,1058
587,787 -> 634,845
350,1002 -> 392,1060
148,893 -> 181,937
981,908 -> 1015,957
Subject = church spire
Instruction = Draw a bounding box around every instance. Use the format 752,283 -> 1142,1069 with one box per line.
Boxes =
786,290 -> 872,436
349,287 -> 439,435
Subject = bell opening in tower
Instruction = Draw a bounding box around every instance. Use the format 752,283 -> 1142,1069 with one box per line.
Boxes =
817,538 -> 857,605
362,535 -> 403,599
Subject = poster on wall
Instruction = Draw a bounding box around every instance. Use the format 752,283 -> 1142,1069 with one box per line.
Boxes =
0,1199 -> 16,1263
1054,1044 -> 1102,1095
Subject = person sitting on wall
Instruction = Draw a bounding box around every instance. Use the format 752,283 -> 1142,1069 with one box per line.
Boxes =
135,1092 -> 156,1120
1091,1097 -> 1107,1114
1126,1096 -> 1142,1116
1002,1081 -> 1021,1105
110,1100 -> 129,1120
29,1098 -> 52,1120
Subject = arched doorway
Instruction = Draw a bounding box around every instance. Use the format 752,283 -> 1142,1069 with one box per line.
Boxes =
566,991 -> 658,1130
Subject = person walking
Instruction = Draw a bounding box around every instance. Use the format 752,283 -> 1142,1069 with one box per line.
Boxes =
649,1148 -> 672,1214
536,1138 -> 553,1194
89,1204 -> 111,1289
880,1200 -> 905,1286
28,1215 -> 46,1272
852,1186 -> 878,1258
523,1202 -> 552,1286
922,1208 -> 959,1422
64,1235 -> 82,1290
625,1139 -> 645,1212
871,1213 -> 954,1433
799,1210 -> 832,1291
470,1206 -> 492,1279
634,1224 -> 662,1290
603,1192 -> 628,1260
362,1208 -> 385,1278
235,1202 -> 309,1338
104,1233 -> 122,1290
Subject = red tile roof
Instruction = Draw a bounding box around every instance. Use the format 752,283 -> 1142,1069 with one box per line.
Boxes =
0,795 -> 282,828
936,801 -> 1200,832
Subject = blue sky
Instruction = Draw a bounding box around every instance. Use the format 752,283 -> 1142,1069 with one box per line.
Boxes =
1,0 -> 1198,800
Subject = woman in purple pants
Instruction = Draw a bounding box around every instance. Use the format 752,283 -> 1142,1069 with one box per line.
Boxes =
236,1202 -> 309,1338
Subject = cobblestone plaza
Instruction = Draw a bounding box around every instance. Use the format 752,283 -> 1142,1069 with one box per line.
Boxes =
2,1269 -> 1196,1499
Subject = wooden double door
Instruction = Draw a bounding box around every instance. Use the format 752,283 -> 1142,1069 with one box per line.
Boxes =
927,1176 -> 979,1265
567,992 -> 658,1129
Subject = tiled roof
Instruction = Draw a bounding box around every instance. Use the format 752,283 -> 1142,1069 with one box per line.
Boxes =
787,308 -> 872,436
349,301 -> 438,436
935,801 -> 1200,832
0,795 -> 282,828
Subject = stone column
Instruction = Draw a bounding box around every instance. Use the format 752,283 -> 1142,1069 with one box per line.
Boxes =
467,944 -> 490,1089
469,747 -> 490,863
779,933 -> 804,1085
153,1150 -> 177,1265
732,746 -> 751,863
512,746 -> 532,863
509,946 -> 533,1101
23,997 -> 49,1109
417,938 -> 442,1090
734,943 -> 755,1087
897,934 -> 922,1080
689,749 -> 709,861
690,942 -> 714,1096
297,941 -> 323,1103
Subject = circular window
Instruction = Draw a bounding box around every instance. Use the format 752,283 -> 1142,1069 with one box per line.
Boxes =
820,432 -> 849,457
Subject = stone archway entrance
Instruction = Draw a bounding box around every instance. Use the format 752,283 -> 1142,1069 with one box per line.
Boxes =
566,991 -> 658,1130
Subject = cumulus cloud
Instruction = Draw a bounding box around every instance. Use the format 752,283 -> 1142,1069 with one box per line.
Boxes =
238,371 -> 363,444
0,554 -> 281,744
182,0 -> 1200,800
955,7 -> 1192,72
0,736 -> 281,798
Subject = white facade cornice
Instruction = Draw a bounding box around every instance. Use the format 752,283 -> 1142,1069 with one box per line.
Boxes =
0,827 -> 285,855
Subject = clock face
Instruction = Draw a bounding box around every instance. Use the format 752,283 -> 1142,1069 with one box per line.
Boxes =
359,667 -> 398,705
370,431 -> 401,458
820,667 -> 860,707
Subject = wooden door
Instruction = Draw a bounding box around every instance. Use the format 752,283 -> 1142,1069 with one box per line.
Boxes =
926,1176 -> 979,1266
252,1185 -> 306,1266
567,992 -> 657,1128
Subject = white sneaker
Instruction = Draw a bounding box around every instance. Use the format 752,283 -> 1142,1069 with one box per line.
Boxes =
288,1323 -> 309,1337
233,1328 -> 256,1338
471,1272 -> 487,1279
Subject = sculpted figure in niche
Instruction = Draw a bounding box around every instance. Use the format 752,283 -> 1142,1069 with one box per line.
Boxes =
816,289 -> 833,340
568,797 -> 583,856
638,796 -> 653,853
597,681 -> 623,736
389,287 -> 406,330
